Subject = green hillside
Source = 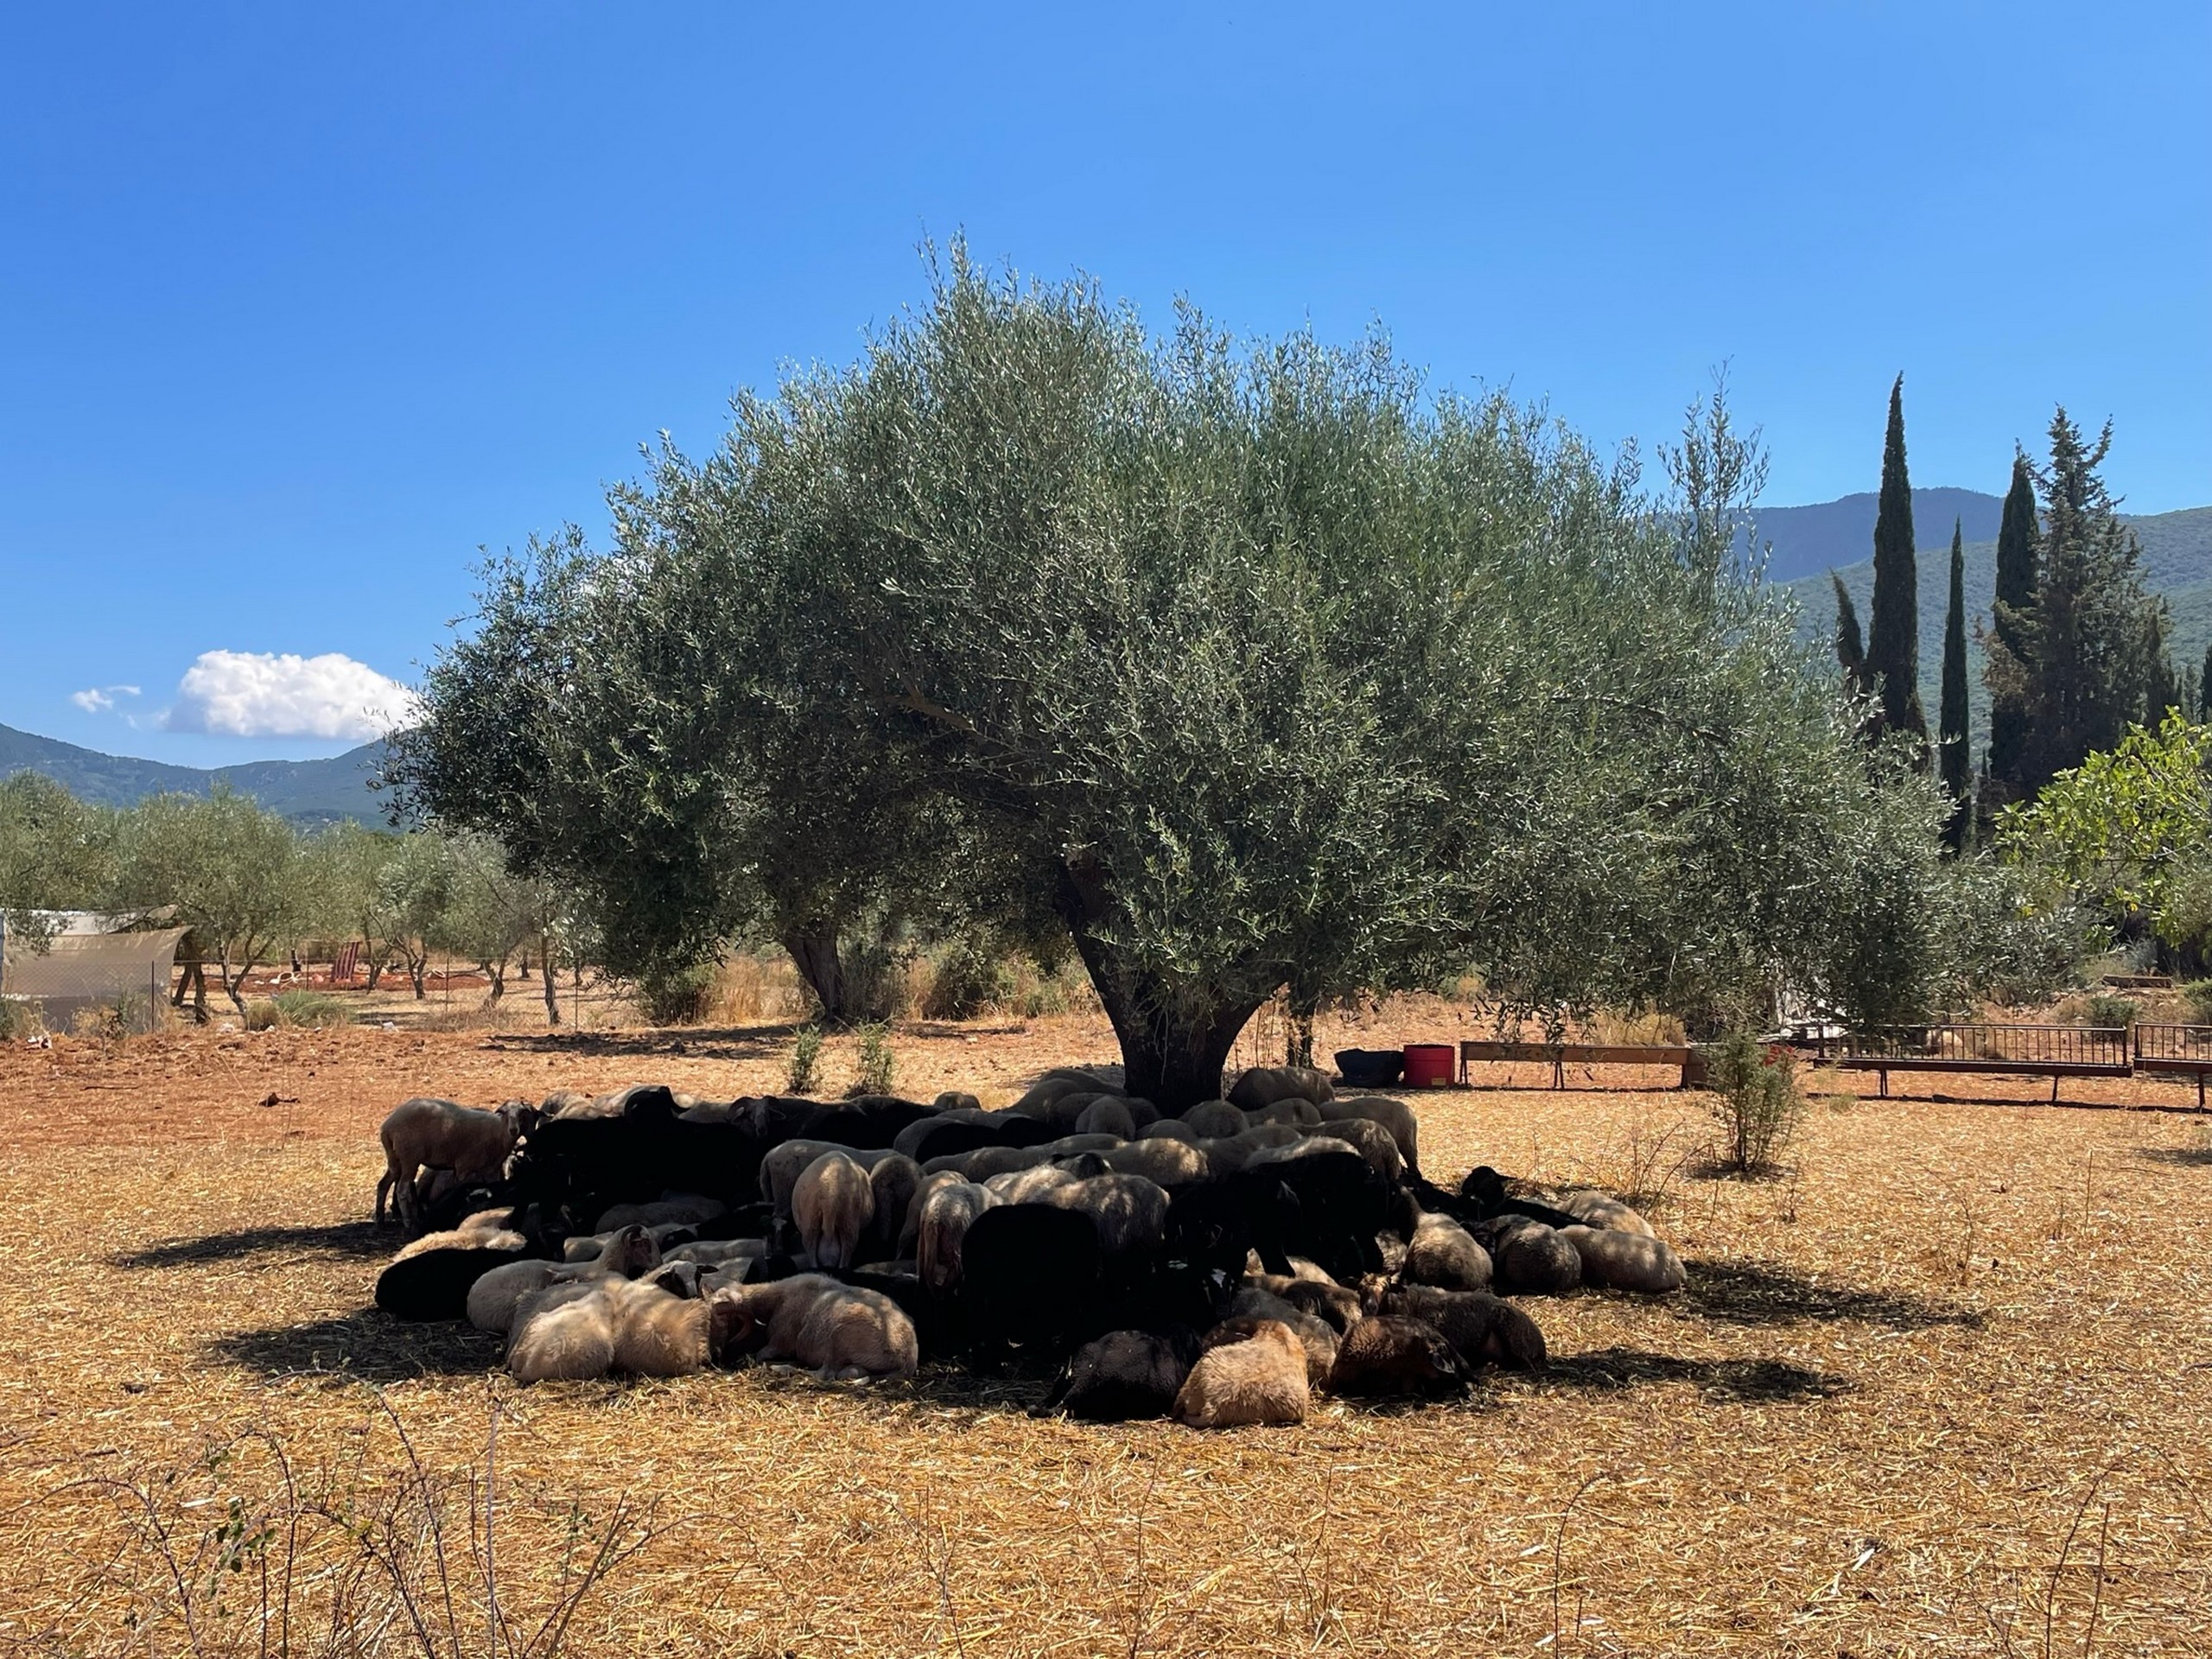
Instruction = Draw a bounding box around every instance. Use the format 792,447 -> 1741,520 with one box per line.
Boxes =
0,723 -> 397,826
1777,505 -> 2212,743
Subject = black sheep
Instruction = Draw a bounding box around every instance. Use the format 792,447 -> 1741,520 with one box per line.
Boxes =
797,1096 -> 939,1150
956,1203 -> 1103,1369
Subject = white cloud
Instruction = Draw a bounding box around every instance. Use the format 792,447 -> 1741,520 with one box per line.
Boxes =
71,684 -> 141,715
162,651 -> 420,741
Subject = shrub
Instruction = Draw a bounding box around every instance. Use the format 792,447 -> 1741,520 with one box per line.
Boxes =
2083,994 -> 2138,1029
787,1025 -> 823,1095
1701,1032 -> 1805,1176
849,1021 -> 896,1097
272,989 -> 352,1027
244,998 -> 284,1032
921,938 -> 1014,1020
638,961 -> 715,1026
0,999 -> 45,1043
2182,979 -> 2212,1024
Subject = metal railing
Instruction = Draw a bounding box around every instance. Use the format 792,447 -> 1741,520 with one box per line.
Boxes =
2133,1023 -> 2212,1065
1840,1023 -> 2131,1069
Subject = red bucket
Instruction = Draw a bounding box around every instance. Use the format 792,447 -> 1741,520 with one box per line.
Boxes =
1402,1042 -> 1456,1088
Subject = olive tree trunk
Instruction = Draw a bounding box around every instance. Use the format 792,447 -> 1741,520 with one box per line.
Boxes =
781,924 -> 848,1025
1056,861 -> 1265,1109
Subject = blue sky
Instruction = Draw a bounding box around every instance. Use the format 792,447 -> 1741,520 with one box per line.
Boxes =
3,2 -> 2206,763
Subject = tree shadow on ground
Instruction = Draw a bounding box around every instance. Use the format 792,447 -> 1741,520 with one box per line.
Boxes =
480,1027 -> 796,1063
2136,1143 -> 2212,1166
1678,1258 -> 1983,1331
113,1221 -> 392,1270
1535,1347 -> 1850,1402
207,1310 -> 505,1384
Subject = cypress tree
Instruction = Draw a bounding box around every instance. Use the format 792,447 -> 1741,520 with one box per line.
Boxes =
1833,573 -> 1869,696
1938,518 -> 1970,848
1985,452 -> 2039,796
2201,641 -> 2212,720
1994,409 -> 2166,792
1866,374 -> 1927,747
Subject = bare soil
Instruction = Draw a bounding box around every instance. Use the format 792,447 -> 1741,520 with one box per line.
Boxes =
2,1001 -> 2208,1656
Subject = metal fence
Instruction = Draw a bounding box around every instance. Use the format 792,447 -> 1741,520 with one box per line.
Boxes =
1840,1023 -> 2132,1069
2133,1023 -> 2212,1065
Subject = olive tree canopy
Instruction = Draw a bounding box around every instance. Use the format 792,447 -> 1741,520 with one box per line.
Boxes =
398,257 -> 1957,1103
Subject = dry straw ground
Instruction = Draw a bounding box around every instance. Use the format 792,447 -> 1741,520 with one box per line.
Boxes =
1,1001 -> 2208,1656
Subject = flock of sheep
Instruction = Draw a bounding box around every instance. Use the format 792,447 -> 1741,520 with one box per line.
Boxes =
372,1065 -> 1685,1427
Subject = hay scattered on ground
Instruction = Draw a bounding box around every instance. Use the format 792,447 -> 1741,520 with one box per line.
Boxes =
2,1007 -> 2208,1656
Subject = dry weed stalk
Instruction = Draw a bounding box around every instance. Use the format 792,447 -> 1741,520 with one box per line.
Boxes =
47,1390 -> 667,1659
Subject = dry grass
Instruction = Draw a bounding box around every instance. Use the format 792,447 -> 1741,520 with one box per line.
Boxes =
1,1002 -> 2209,1656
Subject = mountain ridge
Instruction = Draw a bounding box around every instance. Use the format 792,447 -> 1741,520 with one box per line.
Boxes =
0,723 -> 397,826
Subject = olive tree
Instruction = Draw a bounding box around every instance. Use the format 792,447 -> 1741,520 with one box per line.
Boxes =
112,790 -> 305,1016
404,257 -> 1959,1101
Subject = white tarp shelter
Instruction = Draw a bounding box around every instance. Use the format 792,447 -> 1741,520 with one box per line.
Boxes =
0,912 -> 188,1035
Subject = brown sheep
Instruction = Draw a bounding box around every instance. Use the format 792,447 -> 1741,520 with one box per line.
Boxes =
375,1097 -> 530,1229
607,1277 -> 710,1376
1034,1173 -> 1170,1255
1172,1319 -> 1309,1427
1325,1314 -> 1468,1398
1381,1284 -> 1548,1370
1098,1137 -> 1211,1188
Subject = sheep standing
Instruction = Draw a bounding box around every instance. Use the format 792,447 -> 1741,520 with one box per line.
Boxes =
917,1179 -> 1000,1294
793,1151 -> 876,1271
376,1098 -> 531,1230
1172,1319 -> 1309,1427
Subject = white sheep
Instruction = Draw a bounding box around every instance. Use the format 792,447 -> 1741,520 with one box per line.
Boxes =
1560,1224 -> 1685,1294
1226,1065 -> 1333,1112
1222,1293 -> 1340,1385
506,1281 -> 617,1383
1035,1173 -> 1169,1255
1179,1101 -> 1247,1139
375,1097 -> 530,1230
468,1224 -> 662,1335
1319,1096 -> 1420,1175
1555,1189 -> 1657,1236
1073,1096 -> 1138,1139
1172,1319 -> 1310,1427
917,1179 -> 1000,1294
759,1140 -> 903,1215
1402,1211 -> 1493,1292
899,1168 -> 967,1257
863,1154 -> 925,1262
792,1151 -> 876,1271
709,1272 -> 918,1380
1301,1114 -> 1403,1184
606,1277 -> 710,1376
1097,1137 -> 1211,1188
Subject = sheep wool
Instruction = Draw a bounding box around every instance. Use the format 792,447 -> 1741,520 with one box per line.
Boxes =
793,1151 -> 876,1272
1560,1224 -> 1685,1294
1173,1319 -> 1310,1427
